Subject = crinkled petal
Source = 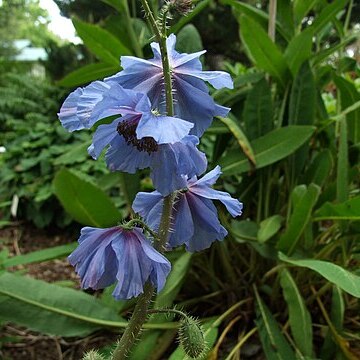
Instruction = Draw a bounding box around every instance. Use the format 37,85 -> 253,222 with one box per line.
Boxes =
137,113 -> 193,144
77,81 -> 111,128
186,193 -> 227,252
88,118 -> 119,159
174,75 -> 230,136
58,88 -> 83,131
190,186 -> 243,217
189,165 -> 222,187
132,191 -> 163,231
150,136 -> 207,195
168,195 -> 194,248
176,69 -> 233,89
105,136 -> 152,173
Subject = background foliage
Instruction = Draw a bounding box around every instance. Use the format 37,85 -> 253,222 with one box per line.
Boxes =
1,0 -> 360,359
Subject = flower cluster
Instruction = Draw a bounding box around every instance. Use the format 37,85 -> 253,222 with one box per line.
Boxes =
59,34 -> 243,300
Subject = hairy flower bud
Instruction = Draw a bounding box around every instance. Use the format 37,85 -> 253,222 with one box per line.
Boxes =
82,350 -> 105,360
178,316 -> 207,358
168,0 -> 193,15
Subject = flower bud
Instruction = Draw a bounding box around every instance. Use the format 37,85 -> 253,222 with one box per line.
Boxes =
168,0 -> 193,16
82,350 -> 105,360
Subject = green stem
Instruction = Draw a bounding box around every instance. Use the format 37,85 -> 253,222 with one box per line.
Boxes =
112,283 -> 154,360
112,1 -> 176,358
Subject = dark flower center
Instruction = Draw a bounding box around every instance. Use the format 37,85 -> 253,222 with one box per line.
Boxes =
117,117 -> 158,154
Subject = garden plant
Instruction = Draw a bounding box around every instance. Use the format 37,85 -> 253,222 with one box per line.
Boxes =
0,0 -> 360,359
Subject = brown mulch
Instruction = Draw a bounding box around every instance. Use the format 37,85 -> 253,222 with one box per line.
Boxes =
0,224 -> 118,360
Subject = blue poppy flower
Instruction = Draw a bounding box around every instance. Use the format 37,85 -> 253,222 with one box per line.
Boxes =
133,166 -> 243,252
106,34 -> 233,136
68,226 -> 171,300
58,81 -> 193,144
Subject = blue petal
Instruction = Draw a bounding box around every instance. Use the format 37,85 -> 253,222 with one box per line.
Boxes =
185,193 -> 227,252
137,113 -> 193,144
88,118 -> 119,159
176,69 -> 233,90
173,75 -> 230,136
58,88 -> 83,131
168,195 -> 194,248
150,136 -> 207,195
132,191 -> 163,231
77,81 -> 111,128
189,165 -> 222,187
105,136 -> 152,173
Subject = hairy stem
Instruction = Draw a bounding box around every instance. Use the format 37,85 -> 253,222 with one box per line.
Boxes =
111,1 -> 176,358
112,283 -> 154,360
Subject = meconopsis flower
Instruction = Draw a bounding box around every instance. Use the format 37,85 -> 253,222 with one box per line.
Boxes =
58,81 -> 207,195
133,166 -> 243,252
68,226 -> 171,300
106,34 -> 233,136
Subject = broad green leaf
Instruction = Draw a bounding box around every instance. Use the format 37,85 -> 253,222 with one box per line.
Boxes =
303,150 -> 334,187
277,0 -> 295,38
100,0 -> 126,13
280,269 -> 313,357
258,215 -> 283,243
243,78 -> 273,140
73,18 -> 131,65
254,289 -> 296,360
311,0 -> 349,35
154,252 -> 192,310
333,76 -> 360,144
220,126 -> 315,175
3,243 -> 77,268
231,220 -> 259,241
293,0 -> 319,27
53,168 -> 122,227
219,116 -> 256,165
176,24 -> 203,54
336,117 -> 348,202
314,196 -> 360,221
239,15 -> 289,87
58,62 -> 119,87
284,30 -> 313,76
277,184 -> 320,253
289,62 -> 316,125
0,272 -> 125,337
119,173 -> 141,210
222,0 -> 289,41
279,253 -> 360,298
170,0 -> 212,34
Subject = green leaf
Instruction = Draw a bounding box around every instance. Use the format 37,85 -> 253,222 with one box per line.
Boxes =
289,62 -> 316,125
279,253 -> 360,298
73,18 -> 131,65
176,24 -> 203,54
58,62 -> 119,87
314,196 -> 360,221
170,0 -> 212,34
100,0 -> 126,13
284,30 -> 313,76
293,0 -> 320,27
222,0 -> 289,41
280,269 -> 313,357
219,116 -> 256,165
119,173 -> 141,210
311,0 -> 349,35
277,0 -> 295,38
53,141 -> 91,165
239,15 -> 289,87
333,75 -> 360,144
53,168 -> 122,227
303,150 -> 334,187
258,215 -> 283,243
254,289 -> 296,360
220,126 -> 316,175
243,78 -> 273,140
3,243 -> 77,268
277,184 -> 320,253
0,272 -> 125,337
154,252 -> 192,310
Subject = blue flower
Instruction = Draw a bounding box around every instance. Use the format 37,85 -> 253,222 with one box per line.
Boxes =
133,166 -> 243,252
106,34 -> 233,136
68,226 -> 171,300
58,81 -> 193,144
